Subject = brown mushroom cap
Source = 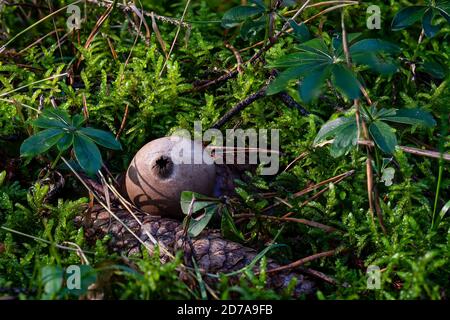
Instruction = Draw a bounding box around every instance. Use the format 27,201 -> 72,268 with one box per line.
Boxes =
125,136 -> 216,219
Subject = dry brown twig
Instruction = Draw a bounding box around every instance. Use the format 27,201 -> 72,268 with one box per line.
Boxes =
260,170 -> 355,216
339,8 -> 386,234
264,248 -> 342,275
159,0 -> 192,76
233,213 -> 339,233
224,40 -> 244,74
86,0 -> 191,28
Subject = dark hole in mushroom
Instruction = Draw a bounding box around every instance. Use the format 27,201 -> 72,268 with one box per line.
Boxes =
152,155 -> 173,179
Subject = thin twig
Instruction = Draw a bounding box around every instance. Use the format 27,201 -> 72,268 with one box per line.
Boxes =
224,40 -> 244,74
116,104 -> 129,139
159,0 -> 191,76
233,214 -> 339,233
194,0 -> 312,92
211,86 -> 267,129
1,226 -> 94,254
265,249 -> 341,274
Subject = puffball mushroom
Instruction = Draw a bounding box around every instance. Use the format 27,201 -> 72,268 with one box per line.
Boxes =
125,136 -> 216,219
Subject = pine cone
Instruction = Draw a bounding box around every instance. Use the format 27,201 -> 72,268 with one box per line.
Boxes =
76,205 -> 315,297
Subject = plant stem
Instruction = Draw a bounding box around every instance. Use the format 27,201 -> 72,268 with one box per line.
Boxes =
50,150 -> 63,170
407,28 -> 425,85
431,159 -> 444,229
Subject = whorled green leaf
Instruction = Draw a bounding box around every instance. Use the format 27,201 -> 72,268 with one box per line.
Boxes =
266,63 -> 328,95
313,116 -> 355,145
332,33 -> 363,56
41,266 -> 64,296
352,52 -> 399,75
33,116 -> 67,129
240,15 -> 266,40
350,39 -> 401,55
392,6 -> 427,31
422,8 -> 441,38
72,114 -> 85,128
372,108 -> 396,119
298,65 -> 331,103
267,52 -> 330,69
369,121 -> 398,154
330,121 -> 358,158
61,265 -> 97,296
79,127 -> 122,150
32,108 -> 71,129
56,133 -> 74,152
73,134 -> 102,176
221,5 -> 265,28
289,20 -> 310,42
331,64 -> 361,99
380,108 -> 436,127
20,128 -> 65,157
297,38 -> 332,59
421,60 -> 447,79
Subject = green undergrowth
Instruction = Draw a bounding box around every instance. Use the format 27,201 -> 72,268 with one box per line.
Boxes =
0,0 -> 449,300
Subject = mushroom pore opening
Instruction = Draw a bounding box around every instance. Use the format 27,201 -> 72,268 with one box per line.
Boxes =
152,155 -> 174,179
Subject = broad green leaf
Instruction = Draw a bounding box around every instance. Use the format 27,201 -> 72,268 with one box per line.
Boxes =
373,108 -> 396,119
33,116 -> 67,129
79,127 -> 122,150
240,15 -> 266,40
288,20 -> 310,42
313,116 -> 355,145
332,33 -> 363,56
60,265 -> 97,296
221,5 -> 265,28
33,108 -> 71,129
56,133 -> 74,152
72,114 -> 85,128
392,6 -> 427,30
350,39 -> 401,55
266,63 -> 328,95
331,64 -> 361,99
422,8 -> 440,38
298,65 -> 331,103
330,121 -> 358,157
73,134 -> 102,175
298,38 -> 332,59
352,52 -> 399,75
180,191 -> 217,215
41,266 -> 64,296
421,60 -> 447,79
20,128 -> 65,157
268,52 -> 330,68
369,121 -> 398,154
187,205 -> 217,237
381,108 -> 436,127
